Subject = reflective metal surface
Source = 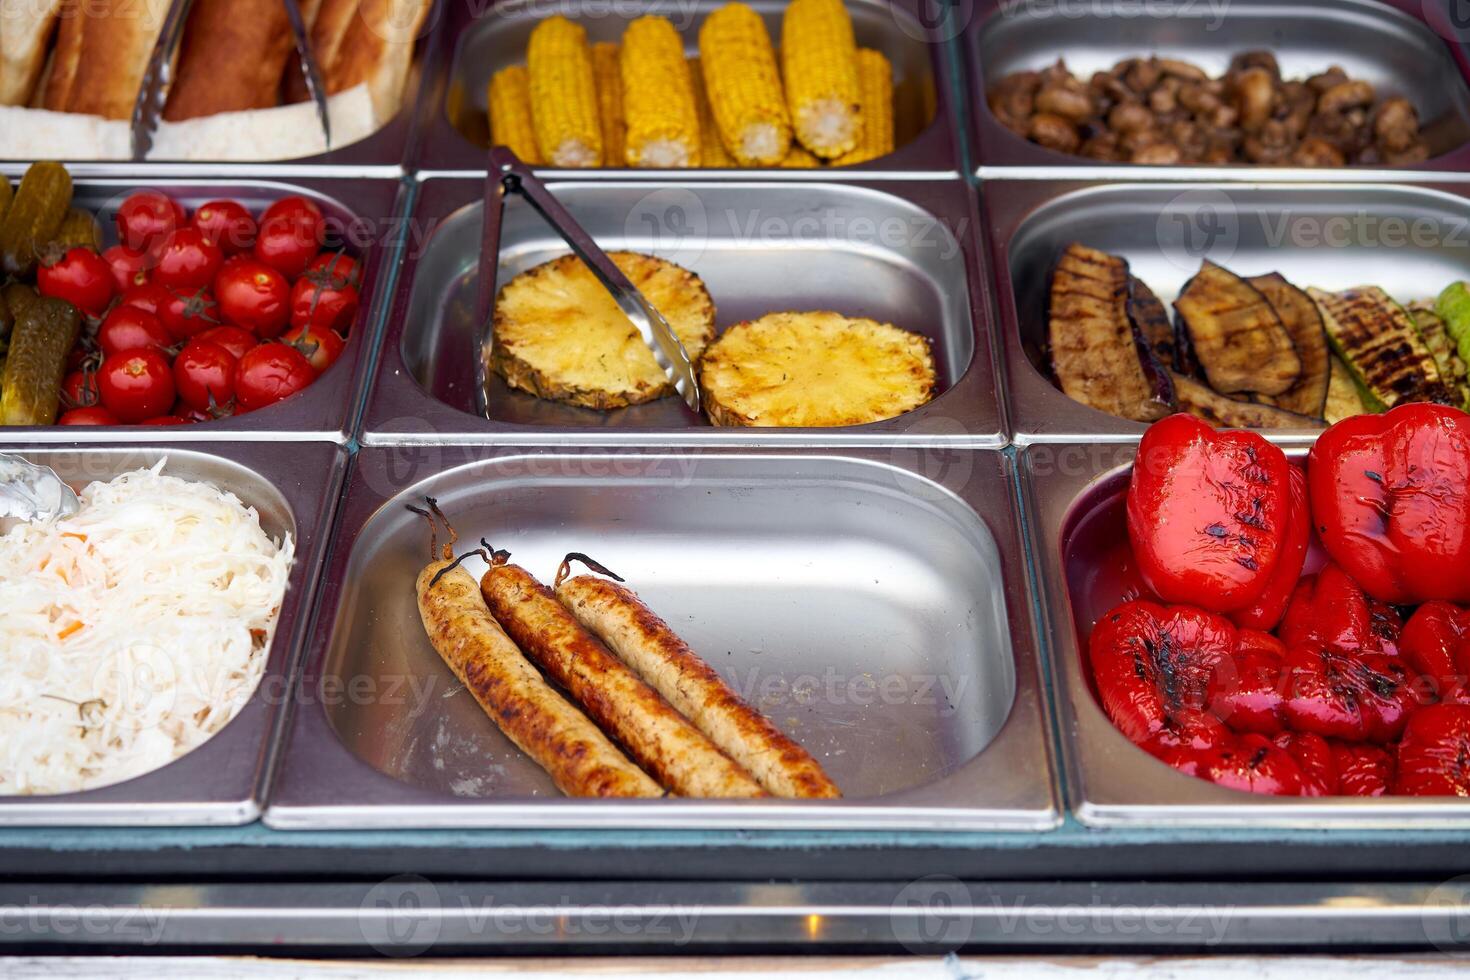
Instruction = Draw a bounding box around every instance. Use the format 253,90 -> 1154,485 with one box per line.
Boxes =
364,178 -> 1002,446
1022,441 -> 1470,828
987,180 -> 1470,442
0,442 -> 344,825
0,178 -> 403,444
966,0 -> 1470,179
268,446 -> 1057,830
416,0 -> 957,176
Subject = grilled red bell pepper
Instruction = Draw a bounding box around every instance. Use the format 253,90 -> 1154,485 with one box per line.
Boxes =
1232,466 -> 1311,632
1277,562 -> 1401,658
1165,733 -> 1305,796
1309,403 -> 1470,605
1129,414 -> 1293,613
1393,704 -> 1470,796
1280,644 -> 1420,743
1206,631 -> 1286,735
1273,731 -> 1336,797
1331,741 -> 1394,797
1088,600 -> 1233,747
1401,601 -> 1470,697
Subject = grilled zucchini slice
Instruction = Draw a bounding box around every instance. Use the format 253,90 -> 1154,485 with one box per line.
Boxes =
1169,371 -> 1323,430
1323,354 -> 1367,424
1248,272 -> 1330,418
1435,282 -> 1470,368
490,251 -> 716,410
1307,285 -> 1456,411
1409,300 -> 1470,410
1174,260 -> 1301,396
1047,243 -> 1172,423
699,311 -> 935,427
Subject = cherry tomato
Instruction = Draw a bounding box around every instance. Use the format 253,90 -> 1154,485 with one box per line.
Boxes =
215,256 -> 289,337
115,191 -> 185,256
160,286 -> 222,342
58,407 -> 119,425
102,244 -> 149,292
194,324 -> 257,361
140,415 -> 189,426
289,274 -> 359,334
284,324 -> 345,374
118,281 -> 173,317
153,227 -> 223,291
253,197 -> 324,279
36,247 -> 115,316
190,200 -> 257,255
305,251 -> 361,288
98,348 -> 176,423
61,369 -> 101,409
99,305 -> 170,358
235,343 -> 315,411
174,339 -> 238,412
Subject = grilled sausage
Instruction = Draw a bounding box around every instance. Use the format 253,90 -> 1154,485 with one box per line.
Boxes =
416,559 -> 662,798
557,573 -> 841,799
480,559 -> 766,798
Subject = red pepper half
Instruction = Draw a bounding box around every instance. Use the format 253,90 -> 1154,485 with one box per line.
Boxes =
1308,403 -> 1470,605
1166,733 -> 1305,796
1129,414 -> 1292,613
1331,741 -> 1394,797
1088,600 -> 1233,746
1206,631 -> 1286,735
1393,704 -> 1470,796
1400,601 -> 1470,697
1277,562 -> 1401,658
1232,466 -> 1311,632
1273,731 -> 1337,797
1281,644 -> 1420,743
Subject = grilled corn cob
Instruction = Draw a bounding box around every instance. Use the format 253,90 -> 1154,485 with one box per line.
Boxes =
592,42 -> 627,167
689,58 -> 735,166
779,145 -> 822,167
527,16 -> 603,167
488,65 -> 543,164
781,0 -> 862,158
620,16 -> 701,167
698,3 -> 791,165
833,48 -> 893,165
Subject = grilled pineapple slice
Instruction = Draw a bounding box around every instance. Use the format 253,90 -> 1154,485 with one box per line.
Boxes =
699,311 -> 936,427
491,251 -> 715,409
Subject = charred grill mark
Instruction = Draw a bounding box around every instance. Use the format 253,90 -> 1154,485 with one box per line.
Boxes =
1235,496 -> 1270,531
1364,470 -> 1384,484
1249,745 -> 1270,769
1204,523 -> 1228,538
1236,555 -> 1259,571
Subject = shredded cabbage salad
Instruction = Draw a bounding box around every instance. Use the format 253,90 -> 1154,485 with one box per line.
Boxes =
0,462 -> 293,795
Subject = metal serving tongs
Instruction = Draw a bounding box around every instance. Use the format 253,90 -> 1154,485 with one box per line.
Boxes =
474,147 -> 703,415
131,0 -> 331,161
0,453 -> 79,525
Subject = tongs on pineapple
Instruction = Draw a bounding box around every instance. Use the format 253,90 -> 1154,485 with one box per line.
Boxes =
474,147 -> 702,414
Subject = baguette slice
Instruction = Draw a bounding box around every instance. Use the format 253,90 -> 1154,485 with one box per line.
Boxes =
41,0 -> 172,120
491,250 -> 716,410
324,0 -> 433,122
700,311 -> 935,427
0,0 -> 62,107
164,0 -> 294,121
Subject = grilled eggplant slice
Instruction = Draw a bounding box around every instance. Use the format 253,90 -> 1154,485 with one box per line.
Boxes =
1175,260 -> 1301,396
1307,285 -> 1456,411
1127,276 -> 1174,367
1409,300 -> 1470,410
1170,371 -> 1323,430
1048,243 -> 1172,422
1248,272 -> 1330,418
1323,354 -> 1367,424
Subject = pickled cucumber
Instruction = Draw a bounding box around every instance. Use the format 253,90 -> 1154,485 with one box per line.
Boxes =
52,208 -> 101,252
0,162 -> 73,278
0,175 -> 12,222
0,294 -> 80,426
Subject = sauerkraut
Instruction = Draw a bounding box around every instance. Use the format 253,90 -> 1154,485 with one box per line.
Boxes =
0,462 -> 293,794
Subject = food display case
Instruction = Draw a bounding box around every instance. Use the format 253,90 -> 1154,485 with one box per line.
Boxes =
4,0 -> 1470,960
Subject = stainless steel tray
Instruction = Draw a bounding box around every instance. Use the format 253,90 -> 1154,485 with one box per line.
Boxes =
1022,441 -> 1470,828
965,0 -> 1470,180
0,441 -> 344,825
0,12 -> 448,178
1,177 -> 404,444
266,446 -> 1058,830
362,178 -> 1002,447
415,0 -> 957,176
986,179 -> 1470,442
